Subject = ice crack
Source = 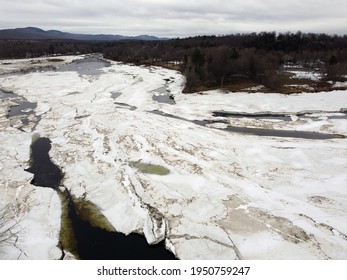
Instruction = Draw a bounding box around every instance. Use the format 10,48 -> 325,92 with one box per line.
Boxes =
121,170 -> 169,245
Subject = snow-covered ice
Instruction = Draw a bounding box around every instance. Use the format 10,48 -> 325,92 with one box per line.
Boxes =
290,70 -> 324,81
0,55 -> 347,259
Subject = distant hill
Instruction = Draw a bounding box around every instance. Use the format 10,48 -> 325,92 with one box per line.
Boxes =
0,27 -> 167,41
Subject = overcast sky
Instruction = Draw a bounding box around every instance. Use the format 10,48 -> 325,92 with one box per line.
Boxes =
1,0 -> 346,37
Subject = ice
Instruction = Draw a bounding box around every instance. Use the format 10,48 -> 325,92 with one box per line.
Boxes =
0,55 -> 347,259
290,70 -> 323,81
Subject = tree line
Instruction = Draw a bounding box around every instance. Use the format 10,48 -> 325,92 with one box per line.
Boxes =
1,32 -> 347,92
0,40 -> 108,59
103,32 -> 347,92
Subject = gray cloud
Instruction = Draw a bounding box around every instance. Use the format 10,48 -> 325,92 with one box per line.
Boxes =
1,0 -> 346,37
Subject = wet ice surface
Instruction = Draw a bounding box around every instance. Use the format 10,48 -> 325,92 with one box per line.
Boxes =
56,58 -> 111,76
1,90 -> 40,130
1,55 -> 347,260
152,85 -> 175,105
8,101 -> 37,119
0,89 -> 18,99
111,91 -> 122,99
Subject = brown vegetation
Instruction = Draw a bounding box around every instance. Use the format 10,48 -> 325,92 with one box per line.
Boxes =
0,205 -> 20,247
102,32 -> 347,93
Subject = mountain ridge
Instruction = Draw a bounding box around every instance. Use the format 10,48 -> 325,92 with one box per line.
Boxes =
0,27 -> 167,41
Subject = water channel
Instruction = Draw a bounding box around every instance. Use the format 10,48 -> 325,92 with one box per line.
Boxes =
150,110 -> 346,140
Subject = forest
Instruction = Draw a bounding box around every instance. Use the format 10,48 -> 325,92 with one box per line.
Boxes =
1,31 -> 347,92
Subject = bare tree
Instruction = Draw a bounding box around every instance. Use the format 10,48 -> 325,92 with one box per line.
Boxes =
0,204 -> 19,246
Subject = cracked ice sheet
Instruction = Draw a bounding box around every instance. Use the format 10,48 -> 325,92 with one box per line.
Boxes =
0,129 -> 62,259
0,56 -> 347,259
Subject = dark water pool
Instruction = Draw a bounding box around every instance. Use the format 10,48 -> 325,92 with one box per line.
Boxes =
64,192 -> 176,260
25,137 -> 63,188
